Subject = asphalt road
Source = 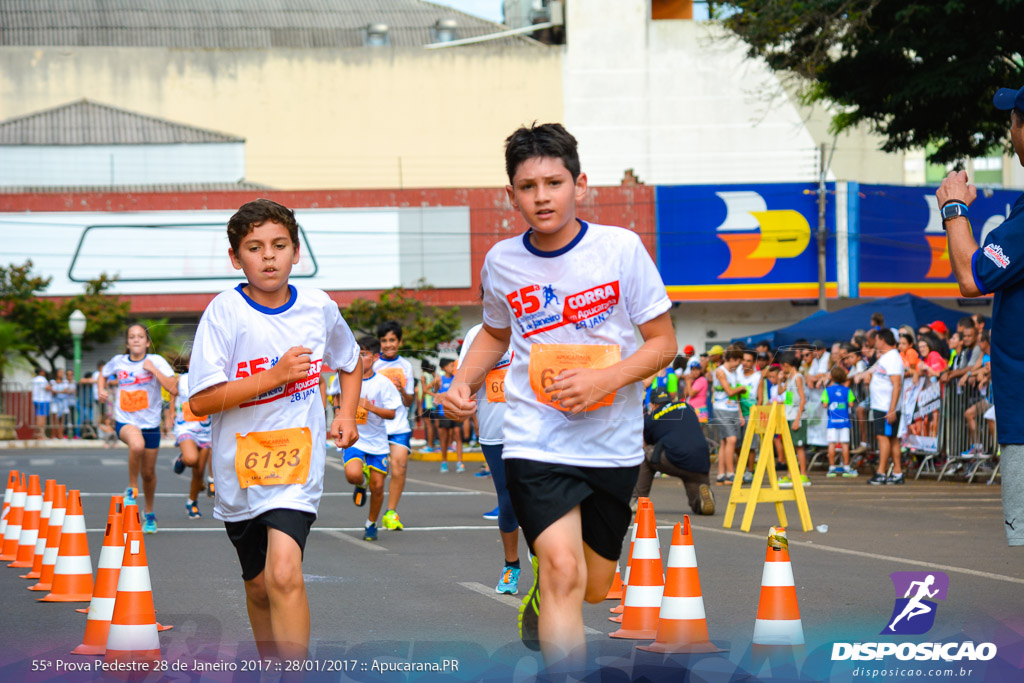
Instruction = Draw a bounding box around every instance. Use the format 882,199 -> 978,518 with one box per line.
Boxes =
0,446 -> 1021,682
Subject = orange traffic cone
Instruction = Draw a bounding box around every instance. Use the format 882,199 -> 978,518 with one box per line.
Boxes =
611,499 -> 648,622
604,564 -> 624,601
72,497 -> 124,655
9,474 -> 42,568
29,484 -> 65,592
610,501 -> 664,640
0,469 -> 17,538
0,472 -> 25,561
121,502 -> 172,632
752,527 -> 804,652
39,489 -> 93,602
104,529 -> 162,671
639,516 -> 724,653
20,479 -> 55,580
77,496 -> 126,613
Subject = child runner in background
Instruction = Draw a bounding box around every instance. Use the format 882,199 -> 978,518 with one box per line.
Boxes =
171,356 -> 214,517
98,324 -> 177,533
374,321 -> 415,531
49,368 -> 69,440
458,322 -> 521,594
419,360 -> 438,452
188,199 -> 362,663
441,123 -> 675,672
341,336 -> 401,541
823,365 -> 858,478
433,358 -> 464,473
31,367 -> 51,438
777,352 -> 810,487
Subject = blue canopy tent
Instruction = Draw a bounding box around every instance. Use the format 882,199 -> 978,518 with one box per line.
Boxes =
733,294 -> 967,347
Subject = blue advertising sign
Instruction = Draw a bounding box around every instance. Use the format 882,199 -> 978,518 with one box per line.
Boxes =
857,183 -> 1020,297
656,183 -> 836,300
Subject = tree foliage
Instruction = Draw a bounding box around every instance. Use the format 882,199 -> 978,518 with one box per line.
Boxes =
710,1 -> 1024,163
341,285 -> 462,358
135,317 -> 192,366
0,260 -> 131,371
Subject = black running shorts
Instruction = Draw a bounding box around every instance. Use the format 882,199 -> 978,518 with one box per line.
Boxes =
224,508 -> 316,581
504,458 -> 639,561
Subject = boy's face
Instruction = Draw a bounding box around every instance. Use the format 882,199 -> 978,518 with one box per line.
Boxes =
741,354 -> 754,371
228,220 -> 299,295
506,156 -> 587,236
442,362 -> 456,376
126,326 -> 150,357
379,331 -> 401,358
359,349 -> 380,376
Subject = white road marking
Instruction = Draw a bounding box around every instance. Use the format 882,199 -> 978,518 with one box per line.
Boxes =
29,458 -> 55,466
687,524 -> 1024,586
458,582 -> 603,636
404,477 -> 480,493
321,529 -> 387,552
100,459 -> 122,466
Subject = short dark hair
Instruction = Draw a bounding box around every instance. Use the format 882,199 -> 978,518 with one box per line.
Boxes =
779,352 -> 799,368
1013,109 -> 1024,126
440,357 -> 457,370
958,316 -> 976,330
227,199 -> 299,253
420,359 -> 435,374
973,313 -> 986,326
725,348 -> 744,362
877,328 -> 897,347
980,329 -> 991,343
376,320 -> 403,341
830,365 -> 848,384
870,312 -> 885,326
357,336 -> 381,355
742,350 -> 756,361
504,123 -> 581,184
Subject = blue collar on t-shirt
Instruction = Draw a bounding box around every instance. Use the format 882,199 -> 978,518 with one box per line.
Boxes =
522,220 -> 589,258
363,372 -> 376,382
235,283 -> 297,315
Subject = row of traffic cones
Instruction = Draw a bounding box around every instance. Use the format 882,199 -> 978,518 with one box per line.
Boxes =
603,497 -> 803,658
1,469 -> 170,671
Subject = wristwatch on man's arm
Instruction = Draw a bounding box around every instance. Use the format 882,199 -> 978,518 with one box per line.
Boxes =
941,201 -> 969,227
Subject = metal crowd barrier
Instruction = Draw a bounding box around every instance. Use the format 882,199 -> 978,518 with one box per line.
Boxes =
0,381 -> 101,440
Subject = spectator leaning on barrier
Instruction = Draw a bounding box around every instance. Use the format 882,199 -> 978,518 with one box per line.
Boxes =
806,340 -> 830,389
939,86 -> 1024,547
867,328 -> 904,485
945,317 -> 981,385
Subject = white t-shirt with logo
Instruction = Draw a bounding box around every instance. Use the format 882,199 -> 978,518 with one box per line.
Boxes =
344,372 -> 402,456
173,373 -> 212,441
712,366 -> 740,412
372,355 -> 414,435
458,323 -> 512,446
481,221 -> 671,468
189,284 -> 360,522
869,348 -> 904,411
102,354 -> 175,428
31,375 -> 51,403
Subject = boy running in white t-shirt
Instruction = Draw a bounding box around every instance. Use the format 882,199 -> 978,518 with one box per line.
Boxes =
188,199 -> 362,662
171,357 -> 214,518
374,321 -> 415,530
341,336 -> 402,541
441,123 -> 676,670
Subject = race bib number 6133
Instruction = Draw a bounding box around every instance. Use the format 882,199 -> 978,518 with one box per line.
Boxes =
235,427 -> 312,489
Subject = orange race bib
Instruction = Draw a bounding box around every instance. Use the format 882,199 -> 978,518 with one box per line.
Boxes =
528,344 -> 621,412
355,405 -> 368,425
119,389 -> 149,413
378,367 -> 406,392
182,401 -> 206,422
485,367 -> 508,403
234,428 -> 312,489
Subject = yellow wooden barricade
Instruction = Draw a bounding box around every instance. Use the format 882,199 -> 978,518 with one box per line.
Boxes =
722,403 -> 813,533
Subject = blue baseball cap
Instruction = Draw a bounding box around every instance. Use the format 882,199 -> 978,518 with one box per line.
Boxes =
993,86 -> 1024,111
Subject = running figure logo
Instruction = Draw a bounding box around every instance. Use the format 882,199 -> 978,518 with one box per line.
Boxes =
882,572 -> 949,635
542,285 -> 560,308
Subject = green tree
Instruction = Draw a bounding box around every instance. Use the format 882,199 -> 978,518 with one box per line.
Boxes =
342,285 -> 462,357
710,1 -> 1024,163
0,260 -> 131,372
0,320 -> 33,411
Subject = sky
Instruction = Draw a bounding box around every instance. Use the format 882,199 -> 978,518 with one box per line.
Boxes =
430,0 -> 504,24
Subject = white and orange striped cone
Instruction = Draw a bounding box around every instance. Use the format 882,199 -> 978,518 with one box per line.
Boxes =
604,563 -> 624,601
20,479 -> 55,580
72,497 -> 125,655
639,516 -> 725,654
0,472 -> 26,561
9,474 -> 42,568
121,502 -> 172,632
29,484 -> 65,592
611,499 -> 647,620
610,501 -> 664,640
0,469 -> 18,538
104,529 -> 162,672
77,496 -> 126,613
751,527 -> 804,658
39,489 -> 94,602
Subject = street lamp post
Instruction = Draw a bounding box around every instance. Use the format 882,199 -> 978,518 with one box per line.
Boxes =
68,309 -> 87,380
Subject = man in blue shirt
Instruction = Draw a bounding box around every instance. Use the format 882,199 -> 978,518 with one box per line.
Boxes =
938,84 -> 1024,547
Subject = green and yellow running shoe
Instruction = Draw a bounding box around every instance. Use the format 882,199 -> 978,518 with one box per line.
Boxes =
517,556 -> 540,651
382,509 -> 404,530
